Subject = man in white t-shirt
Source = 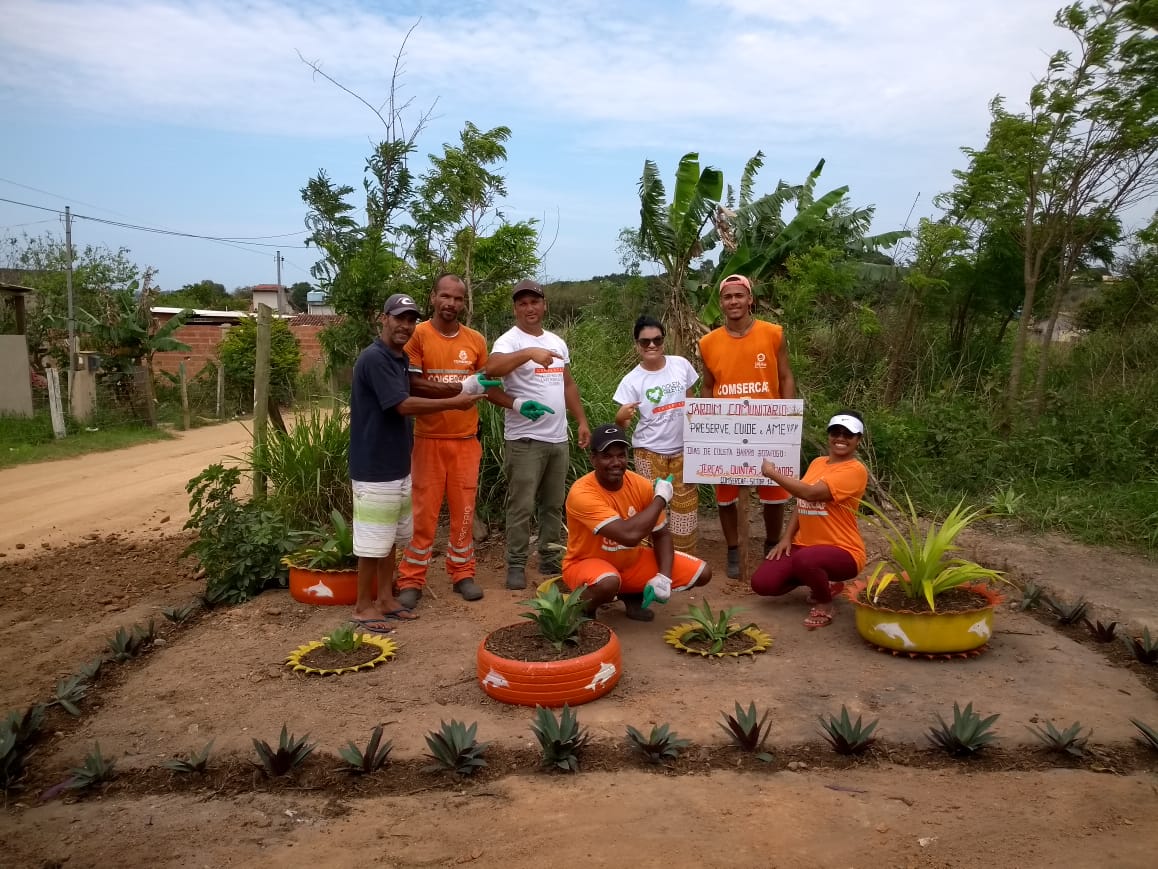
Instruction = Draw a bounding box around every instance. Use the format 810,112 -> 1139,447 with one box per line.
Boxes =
487,279 -> 591,589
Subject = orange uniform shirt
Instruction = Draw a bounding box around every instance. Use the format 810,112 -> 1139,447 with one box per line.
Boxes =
699,320 -> 784,398
564,471 -> 666,570
404,321 -> 488,439
793,457 -> 869,569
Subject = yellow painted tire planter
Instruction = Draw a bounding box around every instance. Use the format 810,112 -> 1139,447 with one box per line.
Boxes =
477,624 -> 622,707
286,635 -> 398,676
663,624 -> 773,658
847,581 -> 1004,657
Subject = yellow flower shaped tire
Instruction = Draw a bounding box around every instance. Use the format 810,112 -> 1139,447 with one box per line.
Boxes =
286,636 -> 398,676
663,624 -> 773,658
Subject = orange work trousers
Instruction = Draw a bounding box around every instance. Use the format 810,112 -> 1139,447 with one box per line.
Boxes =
398,436 -> 482,589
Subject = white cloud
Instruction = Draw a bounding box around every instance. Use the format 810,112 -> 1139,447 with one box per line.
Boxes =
0,0 -> 1066,147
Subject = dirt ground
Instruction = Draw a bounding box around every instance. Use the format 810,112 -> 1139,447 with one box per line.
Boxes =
2,424 -> 1157,868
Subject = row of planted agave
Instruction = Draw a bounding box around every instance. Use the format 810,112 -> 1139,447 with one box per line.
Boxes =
10,697 -> 1158,797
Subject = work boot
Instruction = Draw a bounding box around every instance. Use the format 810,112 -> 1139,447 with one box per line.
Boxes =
453,578 -> 484,601
726,547 -> 740,579
397,587 -> 422,610
539,557 -> 561,576
505,566 -> 527,590
622,594 -> 656,622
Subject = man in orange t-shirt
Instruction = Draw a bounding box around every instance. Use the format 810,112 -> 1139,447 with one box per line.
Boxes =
562,424 -> 711,621
699,273 -> 797,578
397,274 -> 512,608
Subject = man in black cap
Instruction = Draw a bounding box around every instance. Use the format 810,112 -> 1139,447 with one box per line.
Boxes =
559,423 -> 712,621
346,292 -> 488,634
486,278 -> 590,590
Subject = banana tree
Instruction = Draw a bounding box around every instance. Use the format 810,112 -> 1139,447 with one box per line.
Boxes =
637,153 -> 724,354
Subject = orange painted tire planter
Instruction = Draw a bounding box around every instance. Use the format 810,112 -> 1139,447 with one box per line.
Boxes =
288,565 -> 358,606
476,624 -> 622,707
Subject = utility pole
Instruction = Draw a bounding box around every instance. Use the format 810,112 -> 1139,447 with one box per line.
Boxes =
64,206 -> 76,396
275,250 -> 285,313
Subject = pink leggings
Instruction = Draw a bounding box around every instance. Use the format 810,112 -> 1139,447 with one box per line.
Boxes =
750,544 -> 858,604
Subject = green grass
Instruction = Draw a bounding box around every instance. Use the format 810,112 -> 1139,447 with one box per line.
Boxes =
0,413 -> 173,469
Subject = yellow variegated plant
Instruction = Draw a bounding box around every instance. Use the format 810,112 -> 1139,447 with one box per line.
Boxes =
864,497 -> 1007,612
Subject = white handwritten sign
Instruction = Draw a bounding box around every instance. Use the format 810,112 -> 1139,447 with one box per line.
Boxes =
682,398 -> 804,486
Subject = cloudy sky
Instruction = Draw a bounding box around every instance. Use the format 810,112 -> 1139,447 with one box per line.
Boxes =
0,0 -> 1082,292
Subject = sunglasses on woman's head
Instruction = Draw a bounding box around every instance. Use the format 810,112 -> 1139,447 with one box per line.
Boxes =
637,336 -> 664,347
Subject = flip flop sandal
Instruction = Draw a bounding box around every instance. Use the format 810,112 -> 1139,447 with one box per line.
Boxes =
804,608 -> 834,629
349,618 -> 396,636
382,607 -> 418,621
807,581 -> 846,605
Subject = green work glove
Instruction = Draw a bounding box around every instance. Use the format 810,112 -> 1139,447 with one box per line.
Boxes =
514,398 -> 555,421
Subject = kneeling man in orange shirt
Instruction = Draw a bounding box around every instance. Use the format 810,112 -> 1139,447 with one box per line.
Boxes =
562,424 -> 712,621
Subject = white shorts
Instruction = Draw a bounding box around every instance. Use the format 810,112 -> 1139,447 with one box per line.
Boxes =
352,478 -> 413,558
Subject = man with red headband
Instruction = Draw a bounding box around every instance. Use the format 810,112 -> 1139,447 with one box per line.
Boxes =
699,274 -> 797,578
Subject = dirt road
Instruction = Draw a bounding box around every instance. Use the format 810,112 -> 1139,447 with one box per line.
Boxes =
0,421 -> 252,556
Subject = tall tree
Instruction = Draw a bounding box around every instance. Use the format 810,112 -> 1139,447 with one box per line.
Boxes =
945,1 -> 1158,422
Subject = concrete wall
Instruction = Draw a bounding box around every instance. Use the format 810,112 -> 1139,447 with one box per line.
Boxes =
0,334 -> 33,416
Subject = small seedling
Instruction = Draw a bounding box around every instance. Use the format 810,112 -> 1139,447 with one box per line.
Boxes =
530,705 -> 588,772
1130,718 -> 1158,753
625,723 -> 691,765
927,702 -> 1000,757
719,701 -> 773,761
1046,596 -> 1089,626
252,725 -> 315,777
818,706 -> 880,755
163,739 -> 215,775
424,719 -> 489,776
1126,628 -> 1158,666
1017,581 -> 1044,611
51,674 -> 89,717
989,484 -> 1024,516
68,742 -> 117,791
1026,719 -> 1090,758
1018,582 -> 1044,611
106,620 -> 157,662
1083,619 -> 1118,643
682,601 -> 757,655
75,656 -> 105,681
162,601 -> 201,624
323,624 -> 364,653
338,724 -> 393,775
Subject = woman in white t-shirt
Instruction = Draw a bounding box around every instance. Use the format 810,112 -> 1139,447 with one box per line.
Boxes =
613,315 -> 700,554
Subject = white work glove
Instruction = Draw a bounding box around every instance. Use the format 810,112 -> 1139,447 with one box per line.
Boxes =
646,573 -> 672,603
460,373 -> 501,396
653,474 -> 674,505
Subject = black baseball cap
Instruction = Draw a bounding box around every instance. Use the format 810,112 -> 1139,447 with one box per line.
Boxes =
590,423 -> 630,453
383,293 -> 420,317
511,278 -> 545,300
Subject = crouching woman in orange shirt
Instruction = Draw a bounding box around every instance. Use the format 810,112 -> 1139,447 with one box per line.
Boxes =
752,411 -> 868,629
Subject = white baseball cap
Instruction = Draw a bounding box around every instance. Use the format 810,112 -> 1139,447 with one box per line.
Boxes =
827,414 -> 864,435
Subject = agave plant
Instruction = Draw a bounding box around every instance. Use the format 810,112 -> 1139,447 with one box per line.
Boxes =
519,583 -> 590,652
338,724 -> 393,775
1131,718 -> 1158,752
1018,581 -> 1044,611
625,723 -> 691,765
106,620 -> 156,662
818,706 -> 879,755
424,720 -> 489,776
927,702 -> 1000,757
163,739 -> 215,775
1083,619 -> 1118,643
1046,596 -> 1090,626
1,705 -> 45,791
51,674 -> 90,717
719,701 -> 773,761
67,742 -> 117,791
1026,720 -> 1090,758
863,497 -> 1007,611
1126,628 -> 1158,666
679,601 -> 757,655
253,725 -> 315,777
162,601 -> 201,625
530,705 -> 589,772
284,509 -> 356,570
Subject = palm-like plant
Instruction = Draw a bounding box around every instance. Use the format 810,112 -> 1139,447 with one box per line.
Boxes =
863,497 -> 1007,611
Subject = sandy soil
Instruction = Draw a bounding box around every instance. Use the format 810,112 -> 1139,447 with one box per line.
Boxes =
2,425 -> 1157,868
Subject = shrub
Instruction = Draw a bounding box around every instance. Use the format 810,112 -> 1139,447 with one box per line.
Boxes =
218,316 -> 302,410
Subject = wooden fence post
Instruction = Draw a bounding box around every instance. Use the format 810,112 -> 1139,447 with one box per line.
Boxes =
216,360 -> 225,420
46,368 -> 67,439
253,304 -> 271,498
179,359 -> 191,431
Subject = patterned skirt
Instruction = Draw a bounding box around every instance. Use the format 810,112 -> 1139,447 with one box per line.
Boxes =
632,447 -> 699,555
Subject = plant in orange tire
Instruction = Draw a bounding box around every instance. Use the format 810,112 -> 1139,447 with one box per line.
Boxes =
849,498 -> 1010,656
284,510 -> 358,606
476,584 -> 622,708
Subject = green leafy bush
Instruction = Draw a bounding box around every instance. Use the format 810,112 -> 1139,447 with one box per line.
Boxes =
183,464 -> 298,605
218,315 -> 302,410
